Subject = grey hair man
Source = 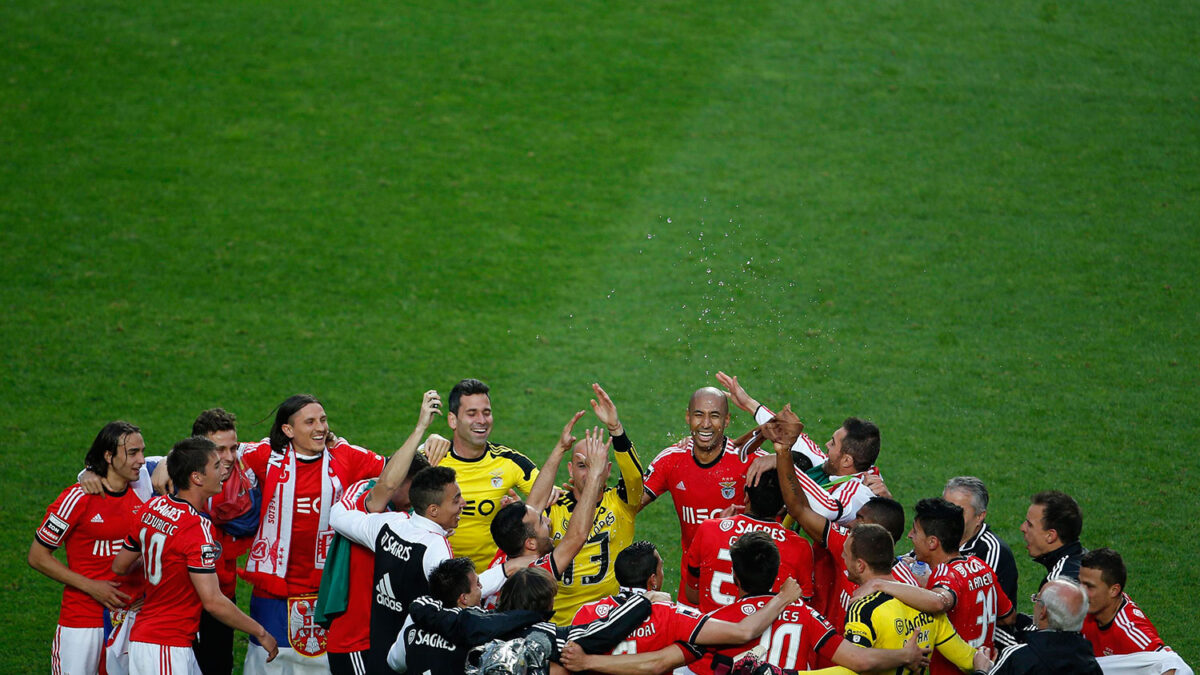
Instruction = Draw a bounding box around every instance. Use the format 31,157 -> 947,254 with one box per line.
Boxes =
989,579 -> 1102,675
942,476 -> 1018,606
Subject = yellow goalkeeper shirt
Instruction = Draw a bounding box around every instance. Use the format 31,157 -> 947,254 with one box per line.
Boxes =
546,432 -> 643,624
442,441 -> 539,570
831,590 -> 976,675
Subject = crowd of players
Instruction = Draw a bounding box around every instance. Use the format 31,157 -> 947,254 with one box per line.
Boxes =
30,374 -> 1192,675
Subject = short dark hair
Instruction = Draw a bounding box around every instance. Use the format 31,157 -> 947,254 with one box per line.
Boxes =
1081,547 -> 1127,591
491,502 -> 535,556
615,541 -> 659,589
449,379 -> 489,415
167,436 -> 217,491
269,394 -> 322,452
848,523 -> 896,574
409,466 -> 457,516
409,450 -> 431,476
730,531 -> 780,596
429,557 -> 476,606
914,498 -> 964,554
192,408 -> 237,437
497,567 -> 556,612
745,469 -> 784,519
859,496 -> 906,544
84,421 -> 141,476
841,418 -> 881,471
1031,490 -> 1083,544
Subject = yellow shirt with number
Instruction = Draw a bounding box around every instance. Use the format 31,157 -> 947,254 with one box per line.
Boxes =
546,433 -> 643,624
442,441 -> 539,570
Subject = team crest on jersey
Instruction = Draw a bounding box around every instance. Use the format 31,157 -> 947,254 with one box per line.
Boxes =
490,470 -> 504,488
719,519 -> 735,532
287,594 -> 329,657
719,481 -> 737,499
595,604 -> 612,618
741,604 -> 755,616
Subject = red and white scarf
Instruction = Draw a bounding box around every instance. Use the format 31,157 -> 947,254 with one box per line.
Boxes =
244,445 -> 341,597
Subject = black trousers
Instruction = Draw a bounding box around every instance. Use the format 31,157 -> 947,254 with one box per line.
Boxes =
194,606 -> 234,675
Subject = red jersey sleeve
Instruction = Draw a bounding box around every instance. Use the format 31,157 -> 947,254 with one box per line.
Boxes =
340,479 -> 373,511
331,441 -> 385,483
642,449 -> 674,500
824,522 -> 847,556
36,485 -> 87,549
185,520 -> 221,573
239,441 -> 272,483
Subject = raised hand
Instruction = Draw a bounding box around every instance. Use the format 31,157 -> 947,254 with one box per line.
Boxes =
589,383 -> 624,436
715,371 -> 761,414
417,389 -> 443,429
558,410 -> 586,452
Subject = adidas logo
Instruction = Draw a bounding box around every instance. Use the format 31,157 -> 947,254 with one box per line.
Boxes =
676,481 -> 687,491
375,574 -> 404,613
91,514 -> 105,523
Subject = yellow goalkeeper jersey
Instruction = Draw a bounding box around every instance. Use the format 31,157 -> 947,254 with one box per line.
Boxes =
837,590 -> 976,675
546,433 -> 643,624
442,441 -> 539,570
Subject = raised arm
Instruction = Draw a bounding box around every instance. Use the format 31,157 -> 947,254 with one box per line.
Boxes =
366,389 -> 442,512
715,371 -> 763,415
592,383 -> 644,509
551,428 -> 611,573
526,410 -> 585,513
774,439 -> 830,542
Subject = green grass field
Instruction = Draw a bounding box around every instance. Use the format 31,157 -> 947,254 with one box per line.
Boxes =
3,0 -> 1197,670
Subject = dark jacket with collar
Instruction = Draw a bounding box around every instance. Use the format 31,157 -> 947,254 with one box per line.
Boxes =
990,630 -> 1103,675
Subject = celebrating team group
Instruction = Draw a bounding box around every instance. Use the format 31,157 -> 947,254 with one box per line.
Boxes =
31,372 -> 1190,675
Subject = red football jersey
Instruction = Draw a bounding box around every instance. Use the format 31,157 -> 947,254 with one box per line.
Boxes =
643,438 -> 764,598
822,522 -> 918,632
685,514 -> 815,613
573,595 -> 705,661
127,494 -> 221,648
928,555 -> 1013,673
327,479 -> 379,653
1082,594 -> 1166,656
241,440 -> 384,596
36,485 -> 146,628
688,595 -> 843,675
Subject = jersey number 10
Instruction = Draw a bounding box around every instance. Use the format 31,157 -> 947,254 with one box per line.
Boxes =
139,530 -> 168,586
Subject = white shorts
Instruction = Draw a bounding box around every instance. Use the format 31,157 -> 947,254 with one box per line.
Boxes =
244,643 -> 330,675
128,641 -> 201,675
52,624 -> 102,675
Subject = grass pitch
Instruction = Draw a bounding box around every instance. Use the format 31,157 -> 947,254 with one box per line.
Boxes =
2,0 -> 1197,670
